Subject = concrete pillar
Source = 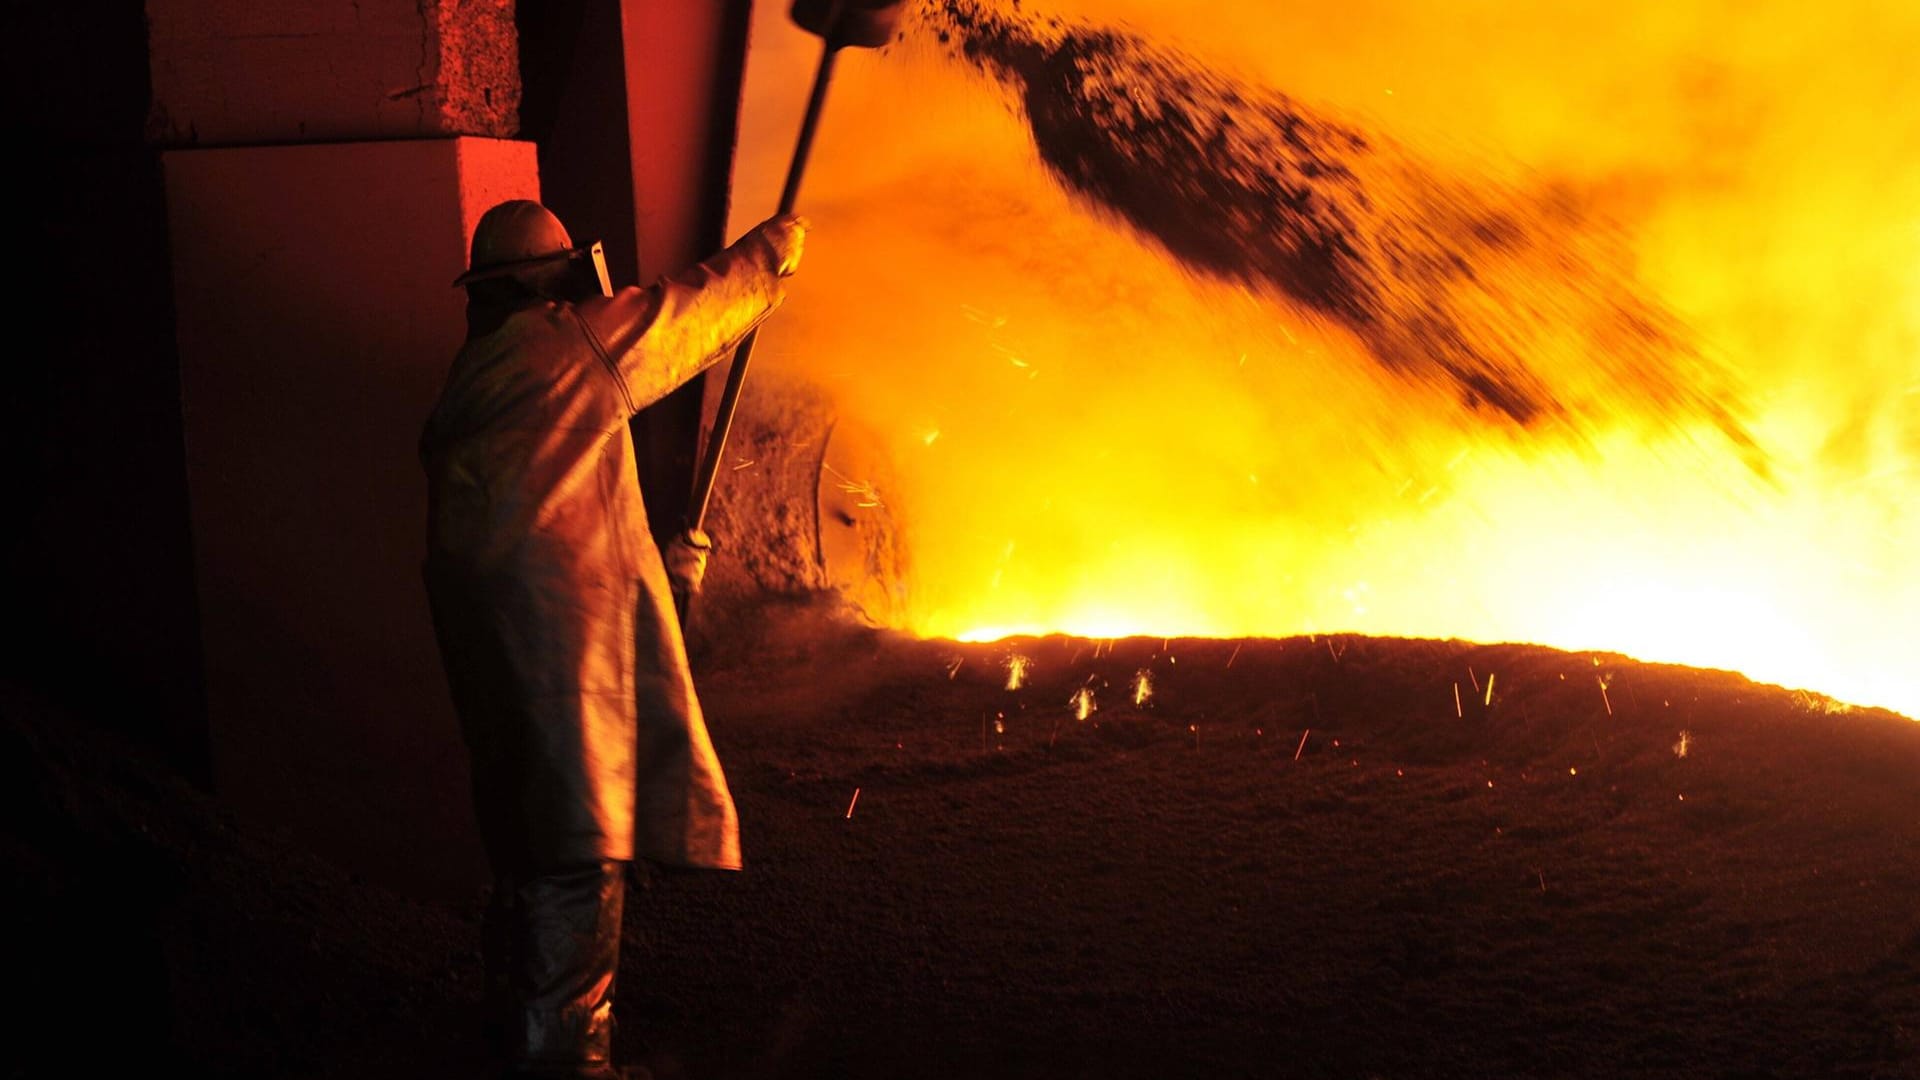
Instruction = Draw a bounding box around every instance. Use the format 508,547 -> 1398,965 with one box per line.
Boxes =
153,0 -> 536,898
165,138 -> 539,899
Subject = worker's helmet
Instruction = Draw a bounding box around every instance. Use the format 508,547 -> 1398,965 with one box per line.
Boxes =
453,200 -> 586,287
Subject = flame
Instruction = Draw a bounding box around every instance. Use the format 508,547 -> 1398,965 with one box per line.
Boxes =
734,0 -> 1920,719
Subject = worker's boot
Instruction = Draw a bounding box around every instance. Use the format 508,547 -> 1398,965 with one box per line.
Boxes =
494,861 -> 630,1079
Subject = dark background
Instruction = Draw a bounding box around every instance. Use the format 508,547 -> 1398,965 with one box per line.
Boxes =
3,1 -> 208,783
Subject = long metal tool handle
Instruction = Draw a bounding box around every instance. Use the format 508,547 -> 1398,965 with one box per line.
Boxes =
678,37 -> 841,627
688,40 -> 838,534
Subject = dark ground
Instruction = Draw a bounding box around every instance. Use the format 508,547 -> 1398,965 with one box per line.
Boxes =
9,611 -> 1919,1080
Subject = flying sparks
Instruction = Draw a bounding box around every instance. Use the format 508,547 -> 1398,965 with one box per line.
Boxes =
1005,653 -> 1031,690
1071,687 -> 1096,721
824,462 -> 883,509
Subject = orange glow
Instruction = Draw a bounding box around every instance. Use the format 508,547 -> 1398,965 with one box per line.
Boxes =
734,1 -> 1919,718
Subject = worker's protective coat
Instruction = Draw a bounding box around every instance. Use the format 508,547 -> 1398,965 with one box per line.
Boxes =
421,228 -> 786,873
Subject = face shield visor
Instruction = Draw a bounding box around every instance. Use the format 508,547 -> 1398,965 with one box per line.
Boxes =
572,241 -> 613,299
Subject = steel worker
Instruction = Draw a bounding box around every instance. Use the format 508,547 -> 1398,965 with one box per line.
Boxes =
420,199 -> 806,1079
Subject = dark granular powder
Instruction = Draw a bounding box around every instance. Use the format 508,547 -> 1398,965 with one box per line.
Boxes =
918,0 -> 1763,462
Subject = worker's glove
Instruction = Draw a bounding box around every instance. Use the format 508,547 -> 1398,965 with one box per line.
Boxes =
664,528 -> 714,597
759,213 -> 809,277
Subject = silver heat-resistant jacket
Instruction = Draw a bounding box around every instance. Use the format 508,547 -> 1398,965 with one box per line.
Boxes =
421,226 -> 786,873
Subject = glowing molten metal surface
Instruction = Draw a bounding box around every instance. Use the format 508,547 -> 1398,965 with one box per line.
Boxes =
735,0 -> 1919,718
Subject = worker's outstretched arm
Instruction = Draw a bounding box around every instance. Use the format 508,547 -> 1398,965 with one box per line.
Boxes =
580,214 -> 807,414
